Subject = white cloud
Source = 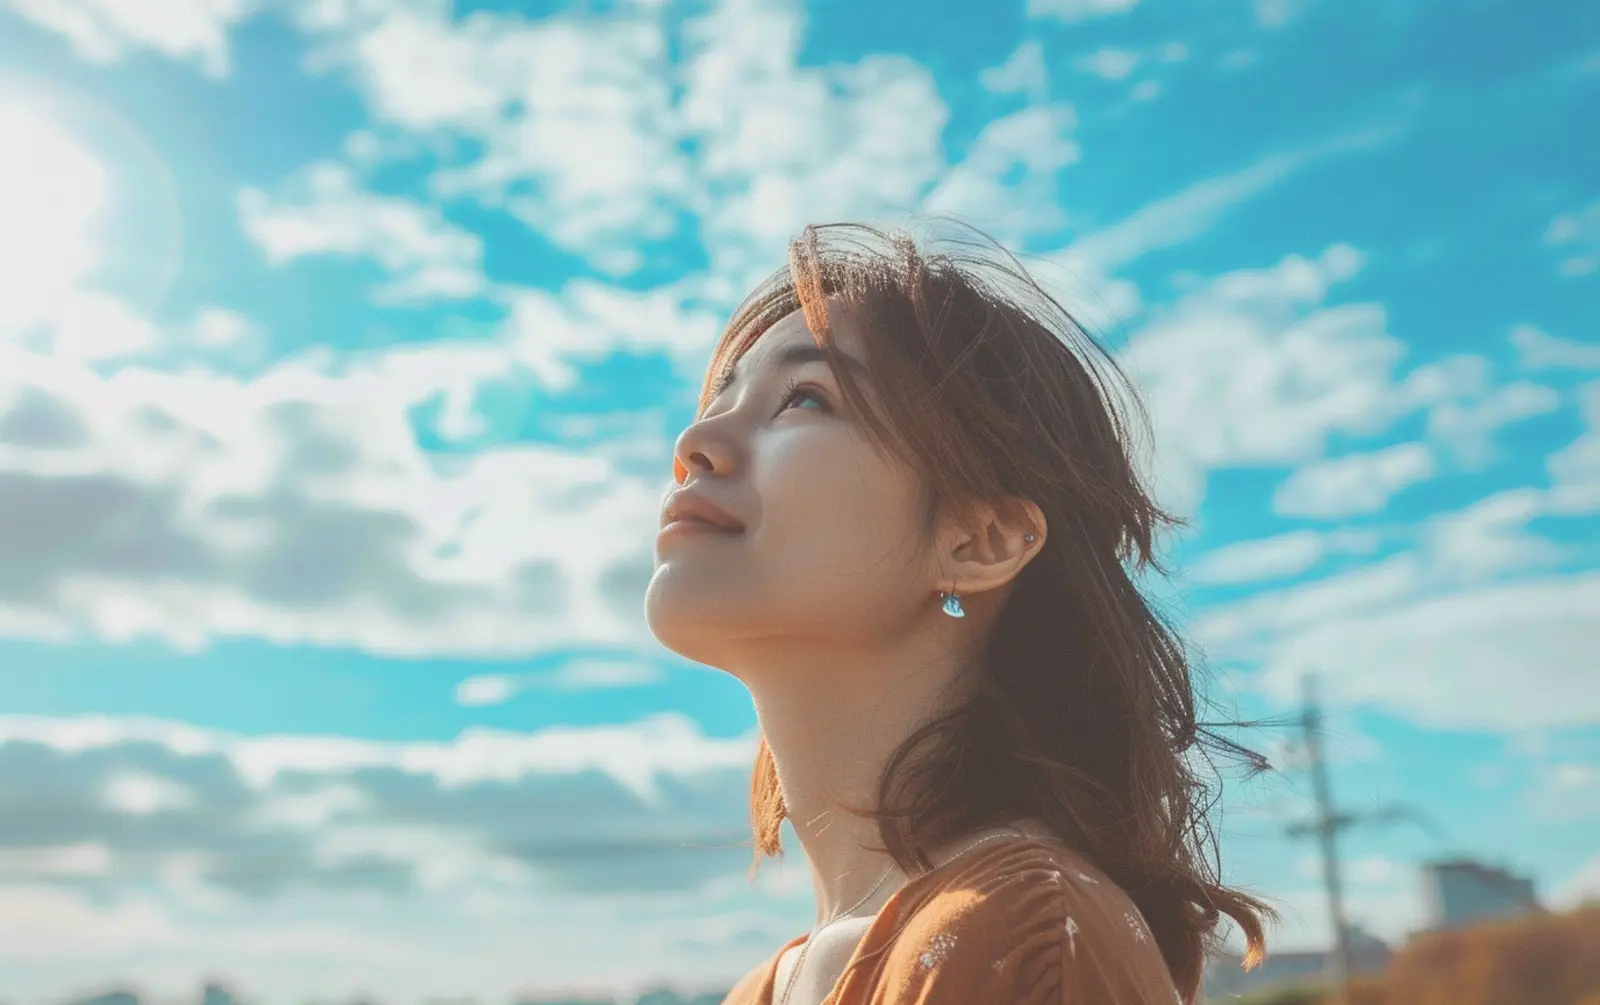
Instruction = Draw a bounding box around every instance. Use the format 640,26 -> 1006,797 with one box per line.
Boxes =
0,98 -> 109,334
104,771 -> 198,816
270,5 -> 1391,312
336,8 -> 665,269
1129,79 -> 1162,102
1292,852 -> 1402,888
1197,553 -> 1424,661
0,714 -> 784,1004
1273,442 -> 1436,519
1427,377 -> 1560,465
0,90 -> 714,658
1544,199 -> 1599,277
1064,152 -> 1317,277
980,40 -> 1049,101
0,885 -> 180,958
1038,123 -> 1399,324
1528,758 -> 1600,823
1027,0 -> 1140,23
2,0 -> 251,77
293,4 -> 688,277
1256,0 -> 1312,28
0,710 -> 754,805
1512,324 -> 1600,370
1077,47 -> 1141,81
453,674 -> 518,708
1423,488 -> 1564,581
0,843 -> 113,879
1120,238 -> 1542,517
292,0 -> 954,285
0,329 -> 683,656
499,278 -> 722,390
453,660 -> 664,706
545,658 -> 665,690
923,105 -> 1078,242
1157,42 -> 1190,63
680,0 -> 949,289
189,308 -> 254,349
1248,571 -> 1600,730
1237,882 -> 1421,954
1549,379 -> 1600,513
238,163 -> 487,304
1118,243 -> 1466,512
1194,475 -> 1596,734
1555,853 -> 1600,908
1189,529 -> 1378,586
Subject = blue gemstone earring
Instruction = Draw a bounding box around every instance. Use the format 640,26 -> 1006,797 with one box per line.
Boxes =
940,590 -> 965,619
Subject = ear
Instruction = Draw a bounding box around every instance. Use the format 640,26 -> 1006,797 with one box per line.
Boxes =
934,498 -> 1047,597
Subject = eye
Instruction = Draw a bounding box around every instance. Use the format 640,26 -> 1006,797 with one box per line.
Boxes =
777,378 -> 831,414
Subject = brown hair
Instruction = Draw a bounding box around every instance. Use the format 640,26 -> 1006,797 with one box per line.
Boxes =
697,222 -> 1273,999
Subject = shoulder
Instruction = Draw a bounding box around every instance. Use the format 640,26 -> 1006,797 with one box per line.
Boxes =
863,840 -> 1183,1005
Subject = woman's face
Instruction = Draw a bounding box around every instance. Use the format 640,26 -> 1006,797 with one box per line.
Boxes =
645,304 -> 939,672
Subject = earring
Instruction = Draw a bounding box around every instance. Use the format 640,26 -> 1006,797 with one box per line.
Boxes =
940,590 -> 965,619
1024,533 -> 1036,544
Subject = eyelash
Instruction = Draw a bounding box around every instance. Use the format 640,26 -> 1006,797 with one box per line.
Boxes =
777,378 -> 830,414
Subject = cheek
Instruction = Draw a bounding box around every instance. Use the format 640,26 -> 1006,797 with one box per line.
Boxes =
758,435 -> 921,577
645,430 -> 929,663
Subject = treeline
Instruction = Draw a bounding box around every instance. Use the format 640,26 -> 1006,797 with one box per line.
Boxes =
1234,905 -> 1600,1005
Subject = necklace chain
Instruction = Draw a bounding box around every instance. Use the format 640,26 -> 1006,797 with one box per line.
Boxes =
773,826 -> 1025,1005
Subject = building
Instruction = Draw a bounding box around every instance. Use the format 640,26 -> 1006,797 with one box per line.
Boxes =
1422,859 -> 1541,929
201,982 -> 244,1005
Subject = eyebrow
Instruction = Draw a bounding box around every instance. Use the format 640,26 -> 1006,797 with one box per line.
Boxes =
710,343 -> 871,399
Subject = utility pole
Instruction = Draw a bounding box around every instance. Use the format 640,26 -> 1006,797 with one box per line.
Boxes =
1284,675 -> 1355,1001
1281,676 -> 1452,1001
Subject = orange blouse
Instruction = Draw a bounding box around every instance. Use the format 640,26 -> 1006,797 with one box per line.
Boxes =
721,836 -> 1184,1005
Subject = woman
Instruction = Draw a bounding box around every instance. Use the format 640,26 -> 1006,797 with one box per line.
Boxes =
645,223 -> 1271,1005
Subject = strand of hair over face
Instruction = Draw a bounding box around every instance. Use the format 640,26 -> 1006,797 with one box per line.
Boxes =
788,226 -> 833,345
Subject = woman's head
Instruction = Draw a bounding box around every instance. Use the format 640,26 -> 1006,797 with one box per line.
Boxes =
645,223 -> 1270,998
644,255 -> 1046,673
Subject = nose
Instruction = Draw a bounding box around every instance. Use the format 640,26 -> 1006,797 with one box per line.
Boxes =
672,413 -> 738,485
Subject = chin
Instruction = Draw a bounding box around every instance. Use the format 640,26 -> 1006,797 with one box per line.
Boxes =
643,565 -> 738,668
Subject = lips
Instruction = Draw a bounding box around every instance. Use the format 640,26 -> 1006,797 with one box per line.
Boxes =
660,489 -> 745,534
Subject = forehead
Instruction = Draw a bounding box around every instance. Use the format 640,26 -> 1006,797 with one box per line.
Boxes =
736,299 -> 869,372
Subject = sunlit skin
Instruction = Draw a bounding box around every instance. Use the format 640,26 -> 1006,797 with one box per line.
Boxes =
644,300 -> 1047,1004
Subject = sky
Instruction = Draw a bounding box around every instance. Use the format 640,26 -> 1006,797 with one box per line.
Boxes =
0,0 -> 1596,1002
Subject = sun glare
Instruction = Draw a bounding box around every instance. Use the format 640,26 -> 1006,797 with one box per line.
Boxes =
0,98 -> 109,329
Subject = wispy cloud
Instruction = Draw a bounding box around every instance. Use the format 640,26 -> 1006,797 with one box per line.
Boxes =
2,0 -> 250,77
980,40 -> 1049,101
454,659 -> 666,706
1513,324 -> 1600,370
1543,199 -> 1599,277
1189,529 -> 1380,586
0,330 -> 674,656
239,162 -> 488,304
1273,443 -> 1437,519
1026,0 -> 1141,24
0,713 -> 767,1002
1052,121 -> 1405,283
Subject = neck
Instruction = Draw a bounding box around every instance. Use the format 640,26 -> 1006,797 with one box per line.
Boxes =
739,632 -> 973,923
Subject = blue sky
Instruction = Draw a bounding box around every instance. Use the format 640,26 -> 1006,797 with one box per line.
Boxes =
0,0 -> 1596,1001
